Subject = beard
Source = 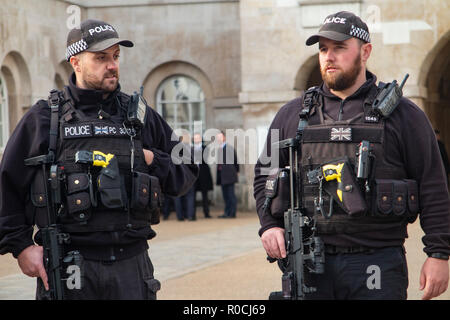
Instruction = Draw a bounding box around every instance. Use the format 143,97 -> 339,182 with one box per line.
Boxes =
81,70 -> 119,93
321,52 -> 362,91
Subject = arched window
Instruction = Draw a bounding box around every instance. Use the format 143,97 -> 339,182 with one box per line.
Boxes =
0,72 -> 9,149
156,75 -> 205,135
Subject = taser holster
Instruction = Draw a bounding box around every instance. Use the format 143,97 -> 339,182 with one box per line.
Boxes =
321,158 -> 367,217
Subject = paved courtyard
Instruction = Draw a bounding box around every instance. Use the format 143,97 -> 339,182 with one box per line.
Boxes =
0,210 -> 448,300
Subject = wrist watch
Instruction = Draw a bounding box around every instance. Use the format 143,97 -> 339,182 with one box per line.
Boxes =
428,253 -> 449,260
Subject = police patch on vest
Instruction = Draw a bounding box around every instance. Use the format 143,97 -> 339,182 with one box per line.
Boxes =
330,127 -> 352,141
63,124 -> 93,139
63,124 -> 129,139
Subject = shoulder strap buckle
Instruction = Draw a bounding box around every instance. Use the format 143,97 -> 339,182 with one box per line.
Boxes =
48,89 -> 61,107
297,86 -> 320,138
47,89 -> 63,155
301,86 -> 319,118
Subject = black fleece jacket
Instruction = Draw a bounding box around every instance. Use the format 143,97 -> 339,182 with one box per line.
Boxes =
254,72 -> 450,256
0,73 -> 198,260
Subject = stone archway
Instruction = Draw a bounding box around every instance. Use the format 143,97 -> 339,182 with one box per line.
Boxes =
294,53 -> 321,92
142,61 -> 226,206
54,60 -> 72,90
0,70 -> 10,149
0,51 -> 32,133
142,60 -> 214,130
418,30 -> 450,157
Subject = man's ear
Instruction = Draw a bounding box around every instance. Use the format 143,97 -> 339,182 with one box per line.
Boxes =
361,42 -> 372,63
69,54 -> 82,73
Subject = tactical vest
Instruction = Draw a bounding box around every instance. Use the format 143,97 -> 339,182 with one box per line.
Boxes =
299,86 -> 419,234
30,88 -> 161,233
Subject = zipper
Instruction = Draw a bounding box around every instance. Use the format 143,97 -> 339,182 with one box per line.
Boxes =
338,99 -> 345,121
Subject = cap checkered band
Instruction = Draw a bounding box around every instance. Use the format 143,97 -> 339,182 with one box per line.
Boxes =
350,25 -> 370,43
65,39 -> 88,61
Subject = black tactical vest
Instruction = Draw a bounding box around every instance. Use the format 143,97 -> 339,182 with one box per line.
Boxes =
299,86 -> 419,235
31,89 -> 161,233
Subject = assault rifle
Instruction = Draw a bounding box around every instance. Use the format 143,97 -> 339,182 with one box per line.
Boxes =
25,153 -> 69,300
268,124 -> 325,300
23,91 -> 84,299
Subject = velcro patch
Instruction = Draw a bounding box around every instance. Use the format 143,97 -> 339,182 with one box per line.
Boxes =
330,127 -> 352,141
93,124 -> 129,136
63,124 -> 130,139
63,124 -> 93,139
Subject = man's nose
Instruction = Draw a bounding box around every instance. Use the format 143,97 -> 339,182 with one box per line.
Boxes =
106,59 -> 118,70
325,50 -> 335,62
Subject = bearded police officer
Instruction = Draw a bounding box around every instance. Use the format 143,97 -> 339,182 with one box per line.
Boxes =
0,19 -> 198,299
254,11 -> 449,300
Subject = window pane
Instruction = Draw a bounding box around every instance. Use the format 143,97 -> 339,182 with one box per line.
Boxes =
191,102 -> 203,122
161,103 -> 175,124
176,101 -> 189,124
156,75 -> 205,135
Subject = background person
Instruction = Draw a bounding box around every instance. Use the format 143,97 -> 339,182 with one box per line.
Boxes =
216,131 -> 239,219
193,133 -> 213,219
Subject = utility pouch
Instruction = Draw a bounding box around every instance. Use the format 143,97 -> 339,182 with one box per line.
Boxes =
66,173 -> 92,222
66,192 -> 91,214
67,173 -> 90,195
405,179 -> 419,223
373,179 -> 394,216
322,159 -> 367,216
148,175 -> 162,225
271,169 -> 290,218
131,171 -> 151,210
97,167 -> 126,209
392,180 -> 407,216
372,179 -> 418,219
30,170 -> 47,208
130,172 -> 161,224
372,179 -> 411,219
263,168 -> 290,218
30,169 -> 49,228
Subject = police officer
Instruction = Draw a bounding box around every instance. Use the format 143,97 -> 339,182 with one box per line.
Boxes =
254,11 -> 449,300
0,19 -> 198,299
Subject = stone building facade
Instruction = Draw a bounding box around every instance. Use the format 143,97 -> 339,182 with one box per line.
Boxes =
0,0 -> 449,210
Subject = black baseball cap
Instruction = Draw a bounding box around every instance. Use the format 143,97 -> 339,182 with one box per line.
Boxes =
66,19 -> 134,61
306,11 -> 370,46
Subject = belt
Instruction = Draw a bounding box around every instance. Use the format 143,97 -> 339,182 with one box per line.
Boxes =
324,245 -> 375,255
65,240 -> 149,262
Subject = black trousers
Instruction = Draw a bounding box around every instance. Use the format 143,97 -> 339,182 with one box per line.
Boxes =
36,250 -> 160,300
304,246 -> 409,300
221,183 -> 237,217
195,190 -> 210,217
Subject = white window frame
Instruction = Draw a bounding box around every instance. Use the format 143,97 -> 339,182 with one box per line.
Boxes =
156,75 -> 205,135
